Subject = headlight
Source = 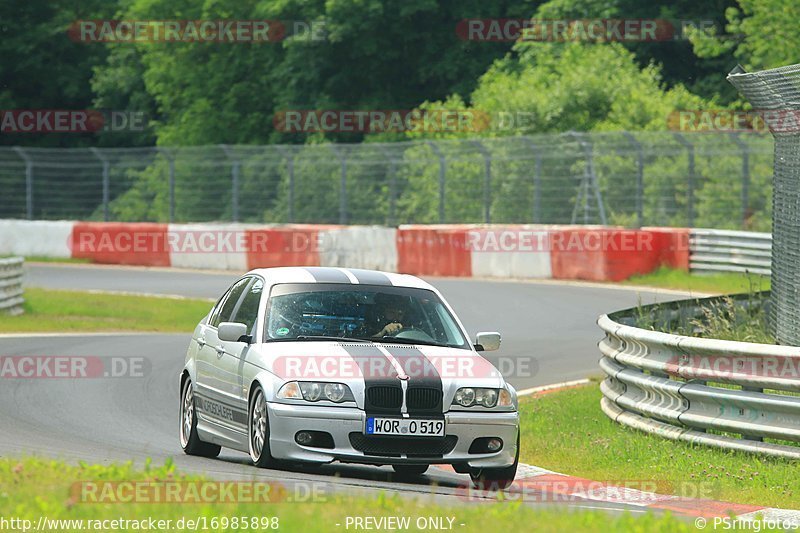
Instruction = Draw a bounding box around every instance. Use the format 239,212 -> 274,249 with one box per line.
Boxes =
281,381 -> 354,403
453,387 -> 506,408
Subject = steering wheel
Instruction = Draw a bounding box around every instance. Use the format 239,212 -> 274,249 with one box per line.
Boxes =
393,325 -> 435,342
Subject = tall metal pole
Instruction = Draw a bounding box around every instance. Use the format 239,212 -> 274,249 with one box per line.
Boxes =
673,133 -> 696,227
90,148 -> 111,222
426,141 -> 446,223
331,146 -> 348,224
730,133 -> 750,228
522,137 -> 542,223
156,148 -> 176,223
12,147 -> 33,220
221,145 -> 240,222
277,146 -> 295,223
623,132 -> 644,228
470,140 -> 492,223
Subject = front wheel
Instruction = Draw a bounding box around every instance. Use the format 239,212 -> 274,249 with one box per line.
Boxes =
470,432 -> 519,490
248,385 -> 277,468
180,378 -> 221,458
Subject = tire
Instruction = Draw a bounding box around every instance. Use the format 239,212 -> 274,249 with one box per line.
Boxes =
392,464 -> 429,477
470,432 -> 519,490
248,385 -> 277,468
180,378 -> 222,458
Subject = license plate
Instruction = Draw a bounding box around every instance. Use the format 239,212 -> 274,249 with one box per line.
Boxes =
365,417 -> 445,437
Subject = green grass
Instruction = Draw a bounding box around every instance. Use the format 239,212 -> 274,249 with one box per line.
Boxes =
0,288 -> 211,333
519,384 -> 799,509
0,255 -> 92,264
0,457 -> 733,532
624,267 -> 770,295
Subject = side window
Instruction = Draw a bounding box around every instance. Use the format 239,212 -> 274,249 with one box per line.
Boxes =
211,278 -> 251,328
231,278 -> 263,335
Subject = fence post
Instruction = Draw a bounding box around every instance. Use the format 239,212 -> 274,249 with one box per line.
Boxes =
730,133 -> 750,228
622,132 -> 644,228
277,146 -> 295,223
377,145 -> 397,226
522,137 -> 542,224
156,148 -> 176,223
426,141 -> 446,223
90,148 -> 111,222
12,147 -> 33,220
672,133 -> 695,227
221,145 -> 241,222
331,146 -> 348,224
470,140 -> 492,223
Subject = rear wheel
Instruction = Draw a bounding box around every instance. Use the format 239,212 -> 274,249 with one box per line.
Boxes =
249,385 -> 277,468
180,378 -> 221,458
392,464 -> 429,478
470,433 -> 519,490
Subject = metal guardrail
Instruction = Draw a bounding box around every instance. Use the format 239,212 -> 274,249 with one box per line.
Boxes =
0,257 -> 24,315
598,294 -> 800,459
689,228 -> 772,276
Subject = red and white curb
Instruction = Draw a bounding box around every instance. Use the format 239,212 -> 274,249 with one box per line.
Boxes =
432,463 -> 800,522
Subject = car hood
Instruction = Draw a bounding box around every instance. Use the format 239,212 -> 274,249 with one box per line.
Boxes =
250,341 -> 506,409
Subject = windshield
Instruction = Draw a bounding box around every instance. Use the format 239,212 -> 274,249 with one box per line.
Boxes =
264,283 -> 469,349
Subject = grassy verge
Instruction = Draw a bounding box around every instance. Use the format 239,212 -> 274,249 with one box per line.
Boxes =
0,288 -> 211,333
1,255 -> 92,264
624,267 -> 770,295
0,457 -> 717,532
519,384 -> 798,509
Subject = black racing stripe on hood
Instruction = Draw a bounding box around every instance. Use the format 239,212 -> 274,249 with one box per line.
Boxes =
346,269 -> 393,286
340,343 -> 401,415
383,346 -> 443,415
303,267 -> 352,283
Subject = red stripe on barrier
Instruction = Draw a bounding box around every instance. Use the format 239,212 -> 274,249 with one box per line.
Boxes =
70,222 -> 171,266
245,226 -> 331,270
397,226 -> 472,277
549,227 -> 689,282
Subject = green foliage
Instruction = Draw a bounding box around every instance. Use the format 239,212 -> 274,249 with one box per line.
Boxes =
689,0 -> 800,72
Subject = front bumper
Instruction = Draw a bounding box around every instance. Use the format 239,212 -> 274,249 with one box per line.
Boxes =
266,402 -> 519,468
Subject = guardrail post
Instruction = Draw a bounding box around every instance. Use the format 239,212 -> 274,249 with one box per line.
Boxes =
471,140 -> 492,223
623,132 -> 644,228
90,148 -> 111,222
221,145 -> 241,222
730,133 -> 750,228
672,133 -> 695,227
12,147 -> 33,220
427,141 -> 446,223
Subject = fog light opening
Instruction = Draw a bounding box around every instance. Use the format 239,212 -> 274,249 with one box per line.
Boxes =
468,437 -> 504,454
295,431 -> 314,446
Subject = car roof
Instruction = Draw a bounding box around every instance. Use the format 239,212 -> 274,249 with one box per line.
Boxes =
244,266 -> 436,291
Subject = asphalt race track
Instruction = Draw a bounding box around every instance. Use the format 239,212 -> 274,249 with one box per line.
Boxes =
0,264 -> 691,513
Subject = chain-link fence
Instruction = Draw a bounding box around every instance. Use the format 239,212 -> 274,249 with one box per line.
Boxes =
0,131 -> 773,230
729,63 -> 800,346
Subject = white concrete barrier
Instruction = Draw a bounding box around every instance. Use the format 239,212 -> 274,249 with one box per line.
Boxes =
0,220 -> 73,258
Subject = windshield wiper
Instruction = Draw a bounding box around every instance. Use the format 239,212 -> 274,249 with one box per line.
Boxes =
293,335 -> 373,343
372,337 -> 452,348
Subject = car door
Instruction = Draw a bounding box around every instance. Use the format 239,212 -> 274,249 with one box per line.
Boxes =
195,277 -> 252,429
217,276 -> 264,433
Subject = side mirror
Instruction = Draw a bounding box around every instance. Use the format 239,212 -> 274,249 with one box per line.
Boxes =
218,322 -> 251,343
474,332 -> 501,352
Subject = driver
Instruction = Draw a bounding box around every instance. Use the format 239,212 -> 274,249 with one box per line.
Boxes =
371,294 -> 409,338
